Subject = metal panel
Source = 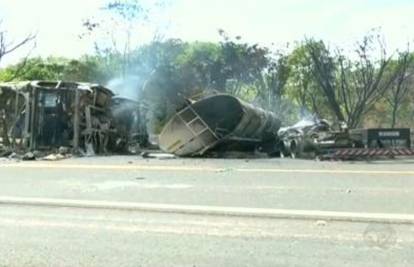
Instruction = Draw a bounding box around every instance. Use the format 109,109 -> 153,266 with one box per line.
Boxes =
159,94 -> 281,156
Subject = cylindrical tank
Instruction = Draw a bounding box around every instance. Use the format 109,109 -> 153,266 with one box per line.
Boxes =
158,94 -> 281,156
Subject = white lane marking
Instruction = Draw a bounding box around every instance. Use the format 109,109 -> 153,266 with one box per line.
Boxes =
1,162 -> 414,175
0,196 -> 413,224
93,181 -> 193,191
60,180 -> 193,193
0,163 -> 222,172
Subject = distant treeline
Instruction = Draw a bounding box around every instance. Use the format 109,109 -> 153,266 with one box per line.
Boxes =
1,34 -> 414,131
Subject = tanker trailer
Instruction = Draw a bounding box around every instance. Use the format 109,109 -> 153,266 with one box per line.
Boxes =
158,94 -> 281,156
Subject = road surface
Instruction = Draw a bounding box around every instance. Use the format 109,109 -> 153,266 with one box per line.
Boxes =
0,156 -> 413,266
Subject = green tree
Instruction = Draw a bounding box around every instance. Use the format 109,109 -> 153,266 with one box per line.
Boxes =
384,51 -> 414,128
0,56 -> 113,83
62,56 -> 111,83
304,33 -> 410,128
0,57 -> 67,81
286,43 -> 328,119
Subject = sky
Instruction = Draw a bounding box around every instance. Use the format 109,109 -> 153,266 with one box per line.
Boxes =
0,0 -> 413,66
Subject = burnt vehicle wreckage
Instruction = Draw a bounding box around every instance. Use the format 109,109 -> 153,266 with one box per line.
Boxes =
109,96 -> 148,153
277,119 -> 352,158
0,81 -> 146,158
1,81 -> 412,160
278,119 -> 413,160
159,94 -> 414,160
158,94 -> 281,157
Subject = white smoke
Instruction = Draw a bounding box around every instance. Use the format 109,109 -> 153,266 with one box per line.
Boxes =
105,75 -> 142,100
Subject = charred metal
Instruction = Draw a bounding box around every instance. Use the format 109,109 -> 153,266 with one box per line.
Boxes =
158,95 -> 412,160
277,119 -> 354,158
277,119 -> 412,160
0,81 -> 146,157
158,94 -> 281,157
109,97 -> 148,153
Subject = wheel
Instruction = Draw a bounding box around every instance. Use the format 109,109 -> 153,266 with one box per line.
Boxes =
290,141 -> 298,159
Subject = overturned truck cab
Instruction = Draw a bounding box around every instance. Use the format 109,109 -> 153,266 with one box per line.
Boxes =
0,81 -> 114,154
158,94 -> 281,156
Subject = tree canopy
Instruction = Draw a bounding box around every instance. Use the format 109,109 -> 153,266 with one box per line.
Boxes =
1,16 -> 414,131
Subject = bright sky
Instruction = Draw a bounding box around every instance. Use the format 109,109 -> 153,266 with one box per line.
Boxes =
0,0 -> 413,66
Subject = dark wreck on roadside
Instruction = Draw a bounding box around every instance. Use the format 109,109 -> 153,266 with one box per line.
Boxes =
158,94 -> 282,157
0,81 -> 146,157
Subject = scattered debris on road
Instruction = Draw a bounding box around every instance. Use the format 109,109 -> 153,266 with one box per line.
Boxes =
22,151 -> 36,161
141,151 -> 176,159
42,153 -> 68,161
315,220 -> 327,227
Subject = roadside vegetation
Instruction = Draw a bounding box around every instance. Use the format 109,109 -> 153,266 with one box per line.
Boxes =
1,0 -> 414,132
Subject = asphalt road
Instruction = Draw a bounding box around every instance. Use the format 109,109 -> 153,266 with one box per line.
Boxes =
0,156 -> 414,266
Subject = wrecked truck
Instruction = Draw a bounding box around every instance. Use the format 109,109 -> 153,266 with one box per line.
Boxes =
0,81 -> 116,155
277,118 -> 414,159
158,94 -> 281,156
277,119 -> 353,158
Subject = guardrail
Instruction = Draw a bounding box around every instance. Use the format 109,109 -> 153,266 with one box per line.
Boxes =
319,148 -> 414,161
